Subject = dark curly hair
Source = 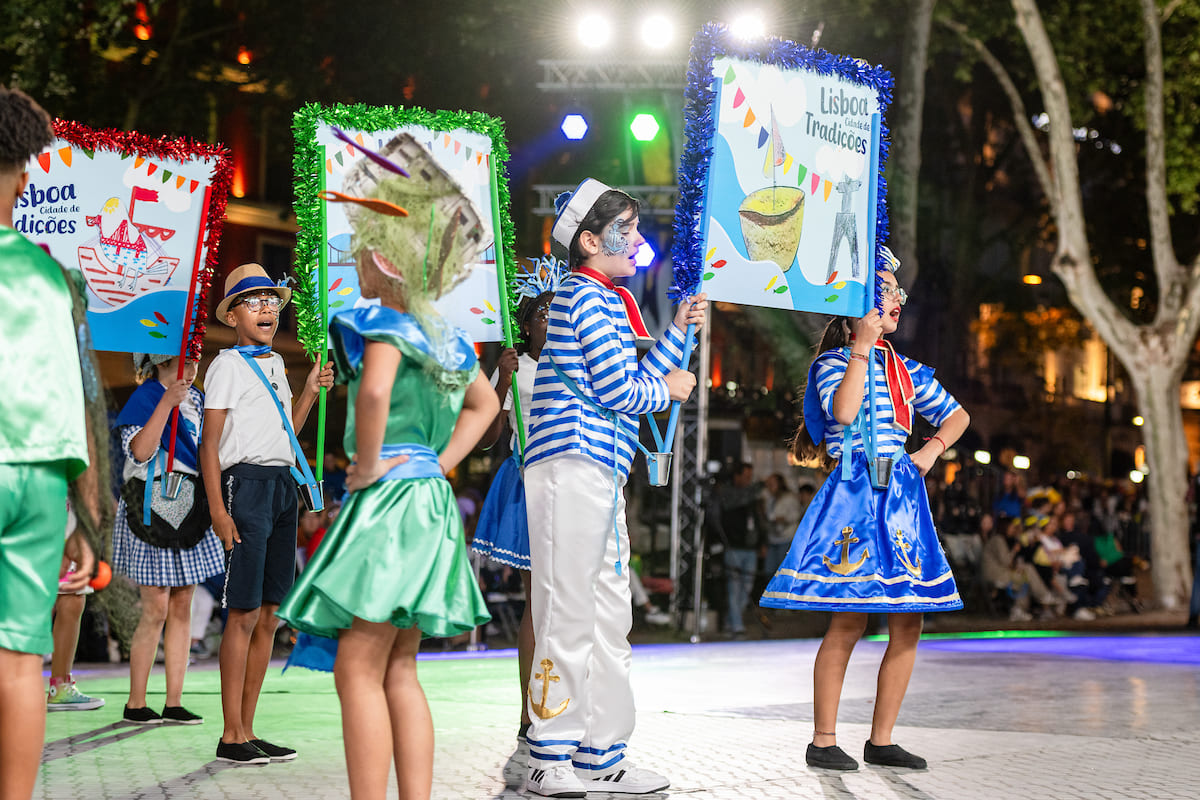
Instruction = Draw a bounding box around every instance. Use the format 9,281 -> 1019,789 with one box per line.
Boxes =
0,86 -> 53,172
567,189 -> 639,268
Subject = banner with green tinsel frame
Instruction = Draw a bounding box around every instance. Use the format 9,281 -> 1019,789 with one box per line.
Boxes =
292,102 -> 520,475
292,102 -> 519,355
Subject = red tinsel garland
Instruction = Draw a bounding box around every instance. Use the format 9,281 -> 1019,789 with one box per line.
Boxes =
51,119 -> 233,360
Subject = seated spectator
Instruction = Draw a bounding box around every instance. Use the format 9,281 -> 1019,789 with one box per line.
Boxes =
1057,510 -> 1109,616
1028,516 -> 1084,616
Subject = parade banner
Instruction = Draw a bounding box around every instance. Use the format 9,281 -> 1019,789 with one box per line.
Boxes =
671,23 -> 893,317
292,103 -> 518,354
20,122 -> 231,357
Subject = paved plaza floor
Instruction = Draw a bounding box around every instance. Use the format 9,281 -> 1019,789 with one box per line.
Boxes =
37,631 -> 1200,799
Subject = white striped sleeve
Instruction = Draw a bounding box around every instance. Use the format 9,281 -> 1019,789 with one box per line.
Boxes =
575,292 -> 670,415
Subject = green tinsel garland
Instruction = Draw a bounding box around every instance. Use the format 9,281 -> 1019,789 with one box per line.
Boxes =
292,102 -> 519,356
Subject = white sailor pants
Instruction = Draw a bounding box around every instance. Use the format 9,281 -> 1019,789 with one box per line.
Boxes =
525,455 -> 635,773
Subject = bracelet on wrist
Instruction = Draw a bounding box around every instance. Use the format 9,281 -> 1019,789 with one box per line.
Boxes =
931,434 -> 948,454
848,352 -> 869,364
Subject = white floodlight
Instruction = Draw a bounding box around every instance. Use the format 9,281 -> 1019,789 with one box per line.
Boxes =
641,14 -> 674,49
1012,455 -> 1031,470
578,14 -> 612,48
730,12 -> 766,39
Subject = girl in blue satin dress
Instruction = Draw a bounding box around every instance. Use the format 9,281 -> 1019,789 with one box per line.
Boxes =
761,253 -> 970,772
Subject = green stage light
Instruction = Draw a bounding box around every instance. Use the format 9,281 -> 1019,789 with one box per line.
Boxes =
630,113 -> 660,142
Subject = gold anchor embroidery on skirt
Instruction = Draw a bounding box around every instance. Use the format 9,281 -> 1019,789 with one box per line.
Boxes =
822,526 -> 869,575
893,529 -> 922,576
528,658 -> 570,719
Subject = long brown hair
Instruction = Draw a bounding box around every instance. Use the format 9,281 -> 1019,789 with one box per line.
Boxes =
789,315 -> 853,468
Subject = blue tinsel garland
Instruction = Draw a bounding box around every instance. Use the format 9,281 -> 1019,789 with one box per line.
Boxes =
670,22 -> 894,312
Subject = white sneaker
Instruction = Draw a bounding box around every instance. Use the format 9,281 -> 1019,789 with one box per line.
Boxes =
525,764 -> 586,798
644,607 -> 671,626
1008,607 -> 1032,622
1073,607 -> 1097,621
578,762 -> 670,794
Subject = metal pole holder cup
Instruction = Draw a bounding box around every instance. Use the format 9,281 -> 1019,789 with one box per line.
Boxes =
160,472 -> 185,501
299,480 -> 325,512
870,456 -> 894,490
646,452 -> 673,487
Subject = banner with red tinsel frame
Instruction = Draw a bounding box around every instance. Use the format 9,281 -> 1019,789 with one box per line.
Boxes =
21,121 -> 232,359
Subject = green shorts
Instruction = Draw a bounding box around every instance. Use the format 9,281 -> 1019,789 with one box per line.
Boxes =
0,462 -> 69,654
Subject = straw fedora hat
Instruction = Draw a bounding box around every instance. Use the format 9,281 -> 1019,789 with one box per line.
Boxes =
215,263 -> 292,322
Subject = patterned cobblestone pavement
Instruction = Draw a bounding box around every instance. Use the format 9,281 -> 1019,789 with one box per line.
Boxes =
37,632 -> 1200,799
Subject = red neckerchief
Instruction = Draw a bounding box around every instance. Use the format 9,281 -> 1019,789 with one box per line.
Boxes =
574,266 -> 653,341
851,336 -> 916,433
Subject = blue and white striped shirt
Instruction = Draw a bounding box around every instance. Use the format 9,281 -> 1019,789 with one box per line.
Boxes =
525,274 -> 687,478
814,349 -> 960,459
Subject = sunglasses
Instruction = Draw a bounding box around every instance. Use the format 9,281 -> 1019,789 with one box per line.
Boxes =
233,295 -> 282,312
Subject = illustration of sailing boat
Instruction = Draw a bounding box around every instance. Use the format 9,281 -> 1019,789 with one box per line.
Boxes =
78,186 -> 180,308
738,107 -> 805,271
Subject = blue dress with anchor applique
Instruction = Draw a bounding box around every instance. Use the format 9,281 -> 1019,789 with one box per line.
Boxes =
760,347 -> 965,613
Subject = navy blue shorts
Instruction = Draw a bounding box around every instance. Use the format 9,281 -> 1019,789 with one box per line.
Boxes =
220,464 -> 297,611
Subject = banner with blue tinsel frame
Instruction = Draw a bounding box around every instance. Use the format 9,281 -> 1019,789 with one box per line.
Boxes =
671,23 -> 893,316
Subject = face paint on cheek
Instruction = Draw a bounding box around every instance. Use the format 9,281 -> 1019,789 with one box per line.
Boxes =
601,220 -> 631,256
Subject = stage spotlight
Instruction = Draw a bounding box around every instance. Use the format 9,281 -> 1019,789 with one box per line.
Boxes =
560,114 -> 589,141
578,13 -> 612,48
974,450 -> 992,465
641,14 -> 674,49
1012,455 -> 1031,470
1129,469 -> 1145,484
730,12 -> 766,39
630,113 -> 660,142
634,241 -> 656,267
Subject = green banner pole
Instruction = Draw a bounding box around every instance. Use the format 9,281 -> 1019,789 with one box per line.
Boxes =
316,145 -> 329,482
488,155 -> 525,455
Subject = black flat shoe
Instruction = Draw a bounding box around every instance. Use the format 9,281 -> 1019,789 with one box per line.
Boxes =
863,740 -> 927,769
806,742 -> 858,770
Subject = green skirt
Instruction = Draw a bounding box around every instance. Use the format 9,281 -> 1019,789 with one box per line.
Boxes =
278,477 -> 490,640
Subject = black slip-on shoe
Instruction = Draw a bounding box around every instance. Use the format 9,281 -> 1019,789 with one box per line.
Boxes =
863,740 -> 928,769
215,740 -> 270,765
122,705 -> 163,725
161,705 -> 203,724
806,742 -> 858,770
248,738 -> 297,762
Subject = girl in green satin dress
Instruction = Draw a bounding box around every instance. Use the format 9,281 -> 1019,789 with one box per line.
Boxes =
276,135 -> 499,800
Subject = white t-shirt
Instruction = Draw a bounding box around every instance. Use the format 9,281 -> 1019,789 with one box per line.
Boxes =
489,352 -> 537,452
203,350 -> 295,471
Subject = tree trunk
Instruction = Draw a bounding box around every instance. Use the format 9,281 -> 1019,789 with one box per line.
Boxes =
1129,360 -> 1192,607
888,0 -> 936,287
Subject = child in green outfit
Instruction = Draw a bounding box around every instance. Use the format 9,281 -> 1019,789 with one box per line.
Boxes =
0,85 -> 98,800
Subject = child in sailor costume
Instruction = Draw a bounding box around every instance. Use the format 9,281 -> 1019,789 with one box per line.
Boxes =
522,179 -> 707,797
472,257 -> 566,760
760,248 -> 969,772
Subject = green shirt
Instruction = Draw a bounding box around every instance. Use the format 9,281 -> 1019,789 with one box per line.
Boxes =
0,227 -> 88,479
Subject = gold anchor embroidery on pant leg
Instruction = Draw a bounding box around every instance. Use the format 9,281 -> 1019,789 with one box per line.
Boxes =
893,529 -> 922,576
822,526 -> 869,575
528,658 -> 570,719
